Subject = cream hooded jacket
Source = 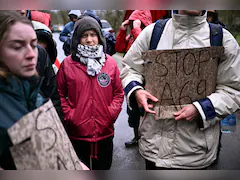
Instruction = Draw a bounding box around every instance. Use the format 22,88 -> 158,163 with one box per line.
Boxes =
120,11 -> 240,169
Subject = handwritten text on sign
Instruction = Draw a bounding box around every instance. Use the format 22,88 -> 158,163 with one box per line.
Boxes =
8,100 -> 82,170
142,47 -> 224,108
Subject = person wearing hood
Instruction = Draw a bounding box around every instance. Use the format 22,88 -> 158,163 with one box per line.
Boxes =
60,10 -> 81,56
84,10 -> 102,28
115,10 -> 152,148
83,10 -> 116,56
115,10 -> 152,53
32,20 -> 64,122
32,20 -> 61,74
32,21 -> 58,65
56,16 -> 124,170
120,10 -> 240,169
59,10 -> 81,43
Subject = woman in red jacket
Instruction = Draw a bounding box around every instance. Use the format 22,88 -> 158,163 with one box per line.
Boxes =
115,10 -> 152,148
56,15 -> 124,170
115,10 -> 152,53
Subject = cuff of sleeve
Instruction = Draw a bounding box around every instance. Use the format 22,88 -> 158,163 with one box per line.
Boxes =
126,86 -> 143,109
193,101 -> 206,122
124,81 -> 143,95
197,98 -> 216,120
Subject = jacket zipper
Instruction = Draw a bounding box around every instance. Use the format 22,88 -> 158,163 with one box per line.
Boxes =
91,77 -> 96,141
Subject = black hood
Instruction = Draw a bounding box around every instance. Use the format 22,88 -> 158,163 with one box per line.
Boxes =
71,15 -> 106,61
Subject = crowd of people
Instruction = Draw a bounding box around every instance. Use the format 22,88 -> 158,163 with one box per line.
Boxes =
0,10 -> 239,170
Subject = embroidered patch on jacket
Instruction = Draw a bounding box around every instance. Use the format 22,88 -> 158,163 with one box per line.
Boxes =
97,72 -> 111,87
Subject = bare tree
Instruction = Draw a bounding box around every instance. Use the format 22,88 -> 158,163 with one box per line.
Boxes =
98,10 -> 125,34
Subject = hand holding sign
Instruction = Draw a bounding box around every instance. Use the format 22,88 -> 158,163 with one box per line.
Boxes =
135,89 -> 158,114
174,104 -> 199,121
141,47 -> 223,120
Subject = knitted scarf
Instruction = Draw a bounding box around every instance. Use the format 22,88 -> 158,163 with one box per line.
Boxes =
76,44 -> 106,76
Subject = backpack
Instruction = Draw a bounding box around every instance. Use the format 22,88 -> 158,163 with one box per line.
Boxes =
105,32 -> 116,56
149,18 -> 223,50
63,38 -> 71,56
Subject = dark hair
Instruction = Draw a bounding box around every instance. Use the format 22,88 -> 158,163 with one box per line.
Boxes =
0,11 -> 34,78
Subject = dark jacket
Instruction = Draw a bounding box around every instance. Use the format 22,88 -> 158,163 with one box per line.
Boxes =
0,75 -> 43,169
59,21 -> 74,42
36,45 -> 63,121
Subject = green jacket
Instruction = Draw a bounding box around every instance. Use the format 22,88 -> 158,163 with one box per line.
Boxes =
0,75 -> 43,169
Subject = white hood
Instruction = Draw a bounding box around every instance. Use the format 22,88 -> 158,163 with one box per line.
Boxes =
68,10 -> 81,18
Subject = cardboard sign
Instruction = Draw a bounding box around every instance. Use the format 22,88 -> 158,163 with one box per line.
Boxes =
8,100 -> 82,170
142,47 -> 224,119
